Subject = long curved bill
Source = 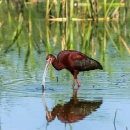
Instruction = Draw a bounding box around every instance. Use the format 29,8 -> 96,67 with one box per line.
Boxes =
42,60 -> 51,88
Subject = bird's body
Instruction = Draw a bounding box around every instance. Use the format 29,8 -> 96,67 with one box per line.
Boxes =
43,50 -> 103,88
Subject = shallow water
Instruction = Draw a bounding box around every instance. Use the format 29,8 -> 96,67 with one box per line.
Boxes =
0,46 -> 130,130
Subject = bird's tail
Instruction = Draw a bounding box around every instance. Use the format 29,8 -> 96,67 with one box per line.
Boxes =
89,58 -> 103,70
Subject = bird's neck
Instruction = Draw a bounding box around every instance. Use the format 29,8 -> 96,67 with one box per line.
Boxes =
52,58 -> 63,70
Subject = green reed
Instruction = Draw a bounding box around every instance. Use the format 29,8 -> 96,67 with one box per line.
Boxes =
46,0 -> 125,22
70,0 -> 74,20
0,1 -> 130,88
45,0 -> 50,19
104,0 -> 107,16
56,0 -> 61,18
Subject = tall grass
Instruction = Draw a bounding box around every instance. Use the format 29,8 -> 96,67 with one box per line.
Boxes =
0,0 -> 130,87
0,0 -> 129,57
46,0 -> 125,22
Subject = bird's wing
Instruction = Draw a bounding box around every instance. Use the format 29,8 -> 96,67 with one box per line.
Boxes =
56,50 -> 102,71
70,52 -> 90,70
72,52 -> 102,70
71,51 -> 87,60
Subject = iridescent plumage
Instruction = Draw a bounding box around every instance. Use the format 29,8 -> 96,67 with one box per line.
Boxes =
42,50 -> 103,88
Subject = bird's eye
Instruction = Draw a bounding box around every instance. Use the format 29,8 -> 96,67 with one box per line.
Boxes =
48,58 -> 52,62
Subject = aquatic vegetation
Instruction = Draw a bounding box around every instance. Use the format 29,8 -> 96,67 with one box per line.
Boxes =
0,0 -> 130,79
45,0 -> 125,21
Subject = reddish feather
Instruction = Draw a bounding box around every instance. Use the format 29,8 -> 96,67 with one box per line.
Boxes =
45,50 -> 103,87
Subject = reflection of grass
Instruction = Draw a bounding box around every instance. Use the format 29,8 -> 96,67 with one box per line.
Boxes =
120,36 -> 130,54
46,19 -> 130,58
105,24 -> 120,53
5,13 -> 23,53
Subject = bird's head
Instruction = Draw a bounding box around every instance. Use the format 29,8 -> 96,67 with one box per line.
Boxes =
46,111 -> 54,121
46,54 -> 55,64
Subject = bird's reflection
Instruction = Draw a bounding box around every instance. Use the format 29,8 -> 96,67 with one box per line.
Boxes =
42,87 -> 102,123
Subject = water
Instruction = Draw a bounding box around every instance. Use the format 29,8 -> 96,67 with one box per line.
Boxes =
0,1 -> 130,130
1,49 -> 130,130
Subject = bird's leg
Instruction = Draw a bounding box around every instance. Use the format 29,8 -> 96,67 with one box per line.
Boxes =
75,78 -> 81,87
72,79 -> 75,89
72,70 -> 80,89
72,78 -> 81,89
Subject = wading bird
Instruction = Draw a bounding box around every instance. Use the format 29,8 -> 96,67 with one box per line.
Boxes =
42,50 -> 103,88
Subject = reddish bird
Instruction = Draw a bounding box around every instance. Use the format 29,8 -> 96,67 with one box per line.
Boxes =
42,50 -> 103,88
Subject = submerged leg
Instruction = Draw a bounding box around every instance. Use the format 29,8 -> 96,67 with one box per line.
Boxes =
72,78 -> 81,89
75,78 -> 81,87
72,79 -> 75,89
71,70 -> 80,89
